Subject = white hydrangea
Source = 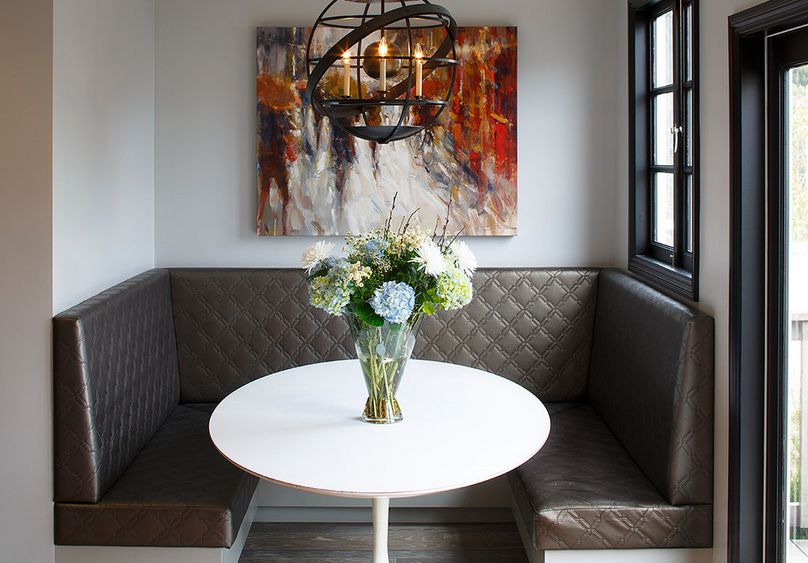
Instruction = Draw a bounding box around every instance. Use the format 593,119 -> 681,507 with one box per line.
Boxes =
411,240 -> 447,277
301,241 -> 335,274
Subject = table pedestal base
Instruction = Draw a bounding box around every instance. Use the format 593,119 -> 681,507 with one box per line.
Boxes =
372,497 -> 390,563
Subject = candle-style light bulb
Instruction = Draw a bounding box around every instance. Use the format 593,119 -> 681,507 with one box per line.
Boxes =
342,50 -> 351,97
379,36 -> 388,92
413,43 -> 424,98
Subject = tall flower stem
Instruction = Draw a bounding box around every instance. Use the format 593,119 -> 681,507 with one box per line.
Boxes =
346,312 -> 419,424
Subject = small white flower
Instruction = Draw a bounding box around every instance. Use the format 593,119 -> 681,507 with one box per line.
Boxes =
412,240 -> 447,277
451,241 -> 478,276
301,241 -> 334,273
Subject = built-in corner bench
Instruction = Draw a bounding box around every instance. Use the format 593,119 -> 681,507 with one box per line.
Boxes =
52,271 -> 258,563
53,268 -> 714,563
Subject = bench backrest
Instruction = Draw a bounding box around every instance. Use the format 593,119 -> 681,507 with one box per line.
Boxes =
418,269 -> 599,401
588,269 -> 714,506
53,270 -> 180,503
52,266 -> 713,508
169,268 -> 600,403
169,269 -> 354,402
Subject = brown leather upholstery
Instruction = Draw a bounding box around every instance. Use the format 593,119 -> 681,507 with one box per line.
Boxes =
509,270 -> 714,551
52,267 -> 712,551
509,404 -> 712,550
588,270 -> 714,506
54,405 -> 257,547
169,269 -> 355,403
418,269 -> 599,401
53,269 -> 180,503
53,271 -> 257,547
170,268 -> 599,403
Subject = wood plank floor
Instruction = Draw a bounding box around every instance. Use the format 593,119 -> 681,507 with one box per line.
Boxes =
239,523 -> 529,562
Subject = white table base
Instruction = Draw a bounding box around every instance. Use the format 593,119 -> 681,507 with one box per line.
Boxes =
372,497 -> 390,563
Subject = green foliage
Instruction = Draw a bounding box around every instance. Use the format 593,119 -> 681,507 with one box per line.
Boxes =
354,302 -> 384,327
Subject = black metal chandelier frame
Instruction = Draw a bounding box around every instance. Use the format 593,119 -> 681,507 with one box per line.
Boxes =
305,0 -> 458,144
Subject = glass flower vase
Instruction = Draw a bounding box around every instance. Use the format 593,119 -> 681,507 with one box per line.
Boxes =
344,312 -> 421,424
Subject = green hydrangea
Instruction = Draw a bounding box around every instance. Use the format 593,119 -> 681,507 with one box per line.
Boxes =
309,273 -> 352,316
436,265 -> 473,311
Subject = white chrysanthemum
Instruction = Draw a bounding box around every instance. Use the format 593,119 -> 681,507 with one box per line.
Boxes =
301,241 -> 335,273
412,240 -> 447,277
451,241 -> 478,276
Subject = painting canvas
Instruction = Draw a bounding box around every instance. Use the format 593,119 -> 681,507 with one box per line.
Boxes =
256,26 -> 517,236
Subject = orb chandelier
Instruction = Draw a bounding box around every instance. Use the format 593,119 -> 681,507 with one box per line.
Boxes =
306,0 -> 458,144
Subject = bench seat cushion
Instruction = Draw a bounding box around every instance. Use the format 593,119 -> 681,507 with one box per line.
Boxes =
55,405 -> 258,547
508,403 -> 712,550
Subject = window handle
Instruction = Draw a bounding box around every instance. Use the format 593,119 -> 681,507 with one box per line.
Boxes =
671,126 -> 682,154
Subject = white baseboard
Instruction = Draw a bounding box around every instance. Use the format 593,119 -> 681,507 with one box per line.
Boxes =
544,549 -> 713,563
256,476 -> 511,509
252,477 -> 513,524
511,496 -> 545,563
54,492 -> 257,563
510,498 -> 713,563
223,492 -> 257,563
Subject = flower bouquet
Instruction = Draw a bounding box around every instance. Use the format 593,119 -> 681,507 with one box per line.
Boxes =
302,201 -> 477,424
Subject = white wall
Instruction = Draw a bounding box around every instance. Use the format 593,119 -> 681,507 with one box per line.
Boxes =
0,1 -> 55,562
154,0 -> 622,268
45,0 -> 754,558
614,1 -> 765,562
53,0 -> 157,314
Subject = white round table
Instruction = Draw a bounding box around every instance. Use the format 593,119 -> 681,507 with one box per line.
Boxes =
209,359 -> 550,563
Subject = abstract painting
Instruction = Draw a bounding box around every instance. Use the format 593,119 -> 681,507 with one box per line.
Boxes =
257,26 -> 517,236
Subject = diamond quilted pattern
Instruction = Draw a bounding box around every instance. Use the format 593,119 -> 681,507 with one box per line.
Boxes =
51,266 -> 713,551
508,404 -> 712,550
53,270 -> 180,503
170,269 -> 600,403
417,269 -> 599,402
588,271 -> 714,506
170,269 -> 356,402
55,405 -> 258,547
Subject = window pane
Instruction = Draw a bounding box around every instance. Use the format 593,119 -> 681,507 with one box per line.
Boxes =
686,174 -> 693,253
686,88 -> 693,167
654,172 -> 675,247
655,92 -> 674,166
685,3 -> 693,83
786,64 -> 808,554
653,10 -> 673,88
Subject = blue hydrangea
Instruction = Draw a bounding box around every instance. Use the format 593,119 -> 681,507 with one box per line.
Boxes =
369,282 -> 415,324
363,237 -> 389,262
324,256 -> 348,270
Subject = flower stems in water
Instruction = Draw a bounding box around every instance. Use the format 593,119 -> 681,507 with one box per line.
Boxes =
354,318 -> 414,423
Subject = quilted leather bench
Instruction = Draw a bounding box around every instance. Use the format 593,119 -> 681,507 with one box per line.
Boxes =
53,271 -> 258,563
507,271 -> 714,560
52,267 -> 713,562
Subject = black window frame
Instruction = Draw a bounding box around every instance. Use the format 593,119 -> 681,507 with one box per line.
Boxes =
629,0 -> 700,301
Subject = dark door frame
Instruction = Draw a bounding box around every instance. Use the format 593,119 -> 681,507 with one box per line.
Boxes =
729,1 -> 808,562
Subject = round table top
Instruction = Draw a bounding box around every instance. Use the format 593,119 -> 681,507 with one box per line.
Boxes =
209,359 -> 550,499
